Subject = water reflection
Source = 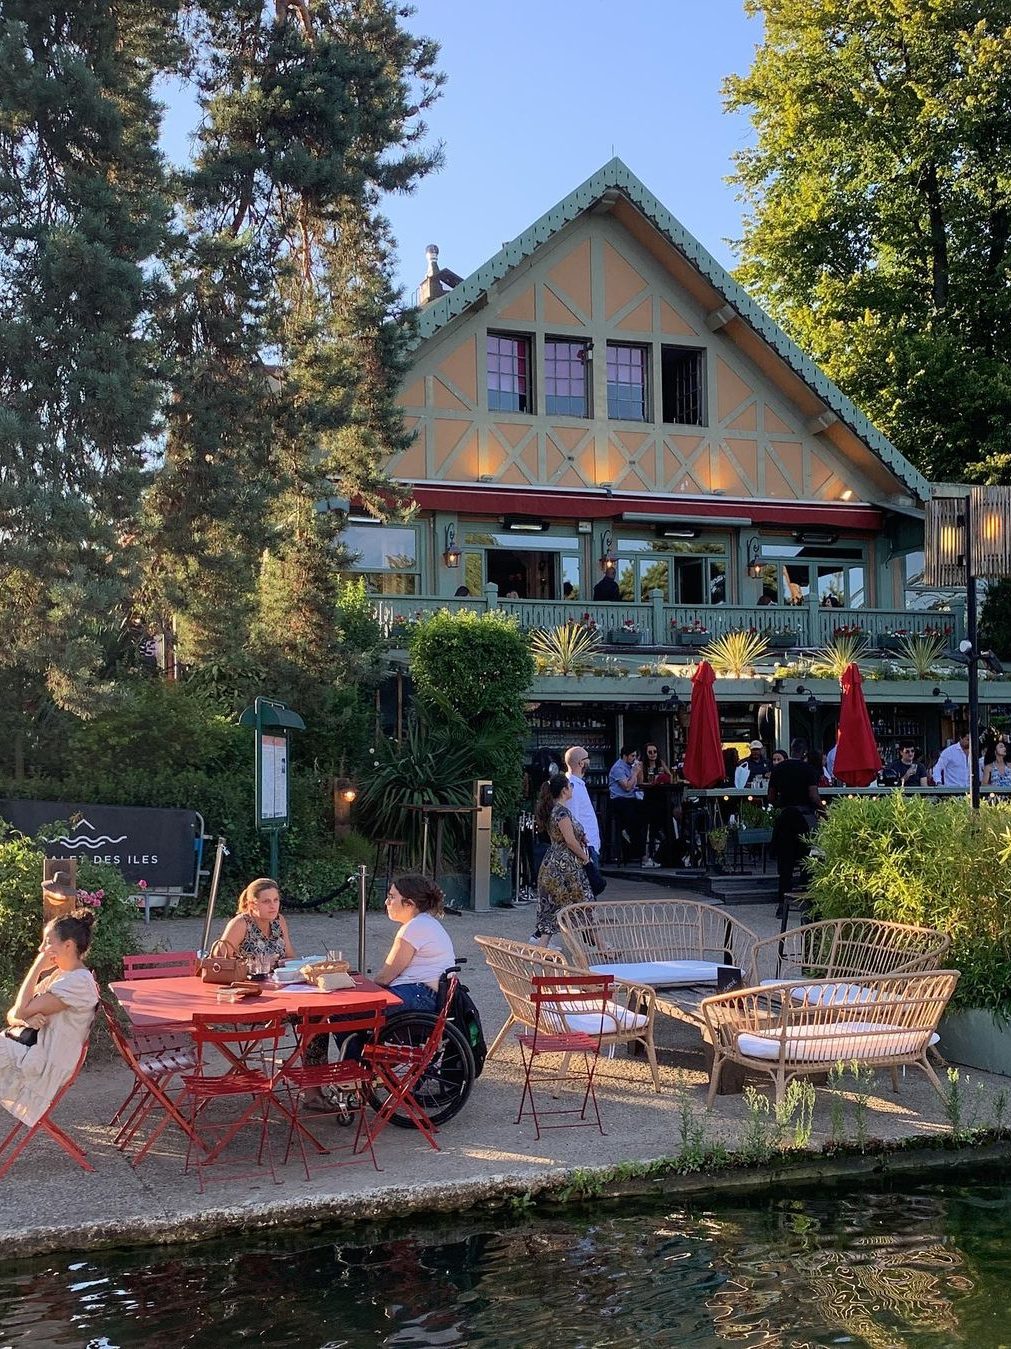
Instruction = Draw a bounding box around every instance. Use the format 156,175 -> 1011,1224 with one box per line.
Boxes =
1,1181 -> 1010,1347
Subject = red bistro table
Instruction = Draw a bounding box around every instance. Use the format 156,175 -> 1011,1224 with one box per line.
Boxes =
110,974 -> 403,1027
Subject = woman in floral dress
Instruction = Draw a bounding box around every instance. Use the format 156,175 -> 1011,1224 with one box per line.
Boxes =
531,773 -> 592,945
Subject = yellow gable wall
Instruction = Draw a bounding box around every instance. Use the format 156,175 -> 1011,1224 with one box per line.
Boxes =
393,215 -> 883,502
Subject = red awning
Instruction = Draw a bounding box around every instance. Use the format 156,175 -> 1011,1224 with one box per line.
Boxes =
407,484 -> 883,532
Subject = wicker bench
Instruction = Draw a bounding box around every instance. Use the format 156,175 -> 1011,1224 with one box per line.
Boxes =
750,918 -> 951,990
473,934 -> 661,1092
701,970 -> 959,1106
557,899 -> 761,995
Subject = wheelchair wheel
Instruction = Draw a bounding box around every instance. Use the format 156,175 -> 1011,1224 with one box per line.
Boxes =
365,1011 -> 475,1128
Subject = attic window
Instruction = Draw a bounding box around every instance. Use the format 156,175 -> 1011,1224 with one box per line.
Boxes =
661,346 -> 706,426
487,332 -> 531,413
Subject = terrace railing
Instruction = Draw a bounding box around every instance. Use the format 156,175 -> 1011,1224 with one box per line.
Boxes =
372,587 -> 962,649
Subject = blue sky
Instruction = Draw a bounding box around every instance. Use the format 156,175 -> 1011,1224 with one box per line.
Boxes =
159,0 -> 761,299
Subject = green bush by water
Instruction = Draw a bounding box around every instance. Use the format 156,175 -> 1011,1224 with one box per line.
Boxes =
809,792 -> 1011,1015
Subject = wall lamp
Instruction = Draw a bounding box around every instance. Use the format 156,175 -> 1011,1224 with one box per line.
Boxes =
932,687 -> 957,717
796,685 -> 819,714
746,536 -> 763,579
443,523 -> 461,567
660,684 -> 682,711
794,529 -> 839,547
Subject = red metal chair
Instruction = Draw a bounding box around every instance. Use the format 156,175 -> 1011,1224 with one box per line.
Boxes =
362,975 -> 459,1152
515,973 -> 613,1140
178,1012 -> 286,1192
0,1042 -> 93,1179
122,951 -> 199,980
276,1000 -> 388,1179
100,999 -> 201,1165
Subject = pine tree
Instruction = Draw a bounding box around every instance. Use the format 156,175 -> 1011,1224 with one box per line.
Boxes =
725,1 -> 1011,483
184,0 -> 441,721
0,0 -> 179,773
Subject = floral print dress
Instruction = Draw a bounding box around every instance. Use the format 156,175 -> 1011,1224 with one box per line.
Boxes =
235,915 -> 286,964
533,804 -> 592,940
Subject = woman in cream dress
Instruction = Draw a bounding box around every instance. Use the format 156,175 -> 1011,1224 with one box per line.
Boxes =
0,910 -> 99,1126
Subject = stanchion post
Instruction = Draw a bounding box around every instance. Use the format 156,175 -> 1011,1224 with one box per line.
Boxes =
357,862 -> 368,974
199,836 -> 229,957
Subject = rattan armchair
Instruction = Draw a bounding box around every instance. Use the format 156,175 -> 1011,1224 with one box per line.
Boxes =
472,934 -> 661,1092
557,899 -> 760,990
750,918 -> 951,988
701,969 -> 960,1106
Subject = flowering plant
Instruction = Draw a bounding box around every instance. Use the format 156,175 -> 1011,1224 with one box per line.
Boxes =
621,617 -> 639,633
77,889 -> 104,909
577,613 -> 598,632
674,619 -> 708,633
831,623 -> 864,638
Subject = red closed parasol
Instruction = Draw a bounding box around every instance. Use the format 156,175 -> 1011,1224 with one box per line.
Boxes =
832,662 -> 882,787
683,660 -> 725,789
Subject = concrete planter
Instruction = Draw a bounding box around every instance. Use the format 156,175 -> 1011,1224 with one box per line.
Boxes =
938,1008 -> 1011,1076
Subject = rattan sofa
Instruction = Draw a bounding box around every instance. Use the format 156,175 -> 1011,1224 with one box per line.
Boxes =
749,918 -> 951,990
473,934 -> 661,1091
700,970 -> 960,1106
557,899 -> 761,995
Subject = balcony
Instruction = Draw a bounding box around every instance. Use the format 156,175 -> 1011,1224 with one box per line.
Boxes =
371,587 -> 962,652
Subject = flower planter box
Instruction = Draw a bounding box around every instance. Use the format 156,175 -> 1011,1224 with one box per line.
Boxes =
607,629 -> 641,645
768,632 -> 800,650
677,632 -> 710,648
734,828 -> 773,846
878,635 -> 907,653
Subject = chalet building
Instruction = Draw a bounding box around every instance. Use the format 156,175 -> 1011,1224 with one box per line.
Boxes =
349,160 -> 996,780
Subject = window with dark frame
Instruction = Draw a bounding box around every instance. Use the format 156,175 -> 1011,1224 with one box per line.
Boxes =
660,345 -> 706,425
606,342 -> 649,421
487,332 -> 531,413
544,338 -> 590,416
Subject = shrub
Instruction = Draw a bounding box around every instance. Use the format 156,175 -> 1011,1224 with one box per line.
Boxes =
808,793 -> 1011,1015
530,623 -> 599,675
0,827 -> 135,1004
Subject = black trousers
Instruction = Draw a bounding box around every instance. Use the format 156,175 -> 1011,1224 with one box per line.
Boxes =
609,797 -> 644,861
771,806 -> 817,907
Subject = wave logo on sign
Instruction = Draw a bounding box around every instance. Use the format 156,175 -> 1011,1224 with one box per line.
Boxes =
57,818 -> 128,849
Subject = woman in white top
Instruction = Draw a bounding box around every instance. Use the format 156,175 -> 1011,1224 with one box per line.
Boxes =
0,910 -> 99,1126
375,874 -> 455,1013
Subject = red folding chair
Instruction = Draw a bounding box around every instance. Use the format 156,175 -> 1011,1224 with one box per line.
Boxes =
0,1042 -> 93,1179
100,999 -> 201,1165
122,951 -> 199,980
276,1000 -> 388,1179
362,975 -> 459,1152
179,1012 -> 286,1192
108,951 -> 199,1127
515,973 -> 613,1140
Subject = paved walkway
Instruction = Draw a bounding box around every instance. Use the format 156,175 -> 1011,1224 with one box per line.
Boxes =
0,880 -> 994,1256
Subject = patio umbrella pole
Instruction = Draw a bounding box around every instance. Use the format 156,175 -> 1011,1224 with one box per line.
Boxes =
199,836 -> 229,958
357,862 -> 368,974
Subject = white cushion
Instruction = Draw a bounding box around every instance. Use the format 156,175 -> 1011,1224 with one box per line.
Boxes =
759,979 -> 875,1006
544,1001 -> 650,1035
589,960 -> 722,987
736,1022 -> 940,1064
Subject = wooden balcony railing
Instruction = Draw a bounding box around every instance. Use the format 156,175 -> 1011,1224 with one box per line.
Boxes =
371,587 -> 962,651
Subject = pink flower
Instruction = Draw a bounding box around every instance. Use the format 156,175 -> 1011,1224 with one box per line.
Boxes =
137,879 -> 148,889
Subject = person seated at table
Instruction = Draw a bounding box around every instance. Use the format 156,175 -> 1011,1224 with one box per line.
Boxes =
1,910 -> 99,1128
219,877 -> 295,968
374,874 -> 455,1013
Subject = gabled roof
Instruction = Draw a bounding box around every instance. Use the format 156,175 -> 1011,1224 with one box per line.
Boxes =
410,157 -> 930,503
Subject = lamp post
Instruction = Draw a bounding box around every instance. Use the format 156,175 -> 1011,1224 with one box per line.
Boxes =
925,487 -> 1011,808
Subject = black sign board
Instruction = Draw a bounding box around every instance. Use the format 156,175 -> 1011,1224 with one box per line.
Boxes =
0,801 -> 199,890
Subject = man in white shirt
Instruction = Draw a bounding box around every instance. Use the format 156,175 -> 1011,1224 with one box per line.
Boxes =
933,733 -> 971,788
564,745 -> 602,862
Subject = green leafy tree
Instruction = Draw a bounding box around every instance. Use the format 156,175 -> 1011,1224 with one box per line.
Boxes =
725,1 -> 1011,482
0,0 -> 180,773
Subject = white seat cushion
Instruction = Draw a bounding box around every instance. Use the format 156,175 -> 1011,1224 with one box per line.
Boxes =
544,1001 -> 650,1035
589,960 -> 722,987
759,979 -> 875,1006
736,1022 -> 940,1063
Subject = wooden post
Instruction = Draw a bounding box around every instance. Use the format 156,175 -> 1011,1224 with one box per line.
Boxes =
42,858 -> 78,923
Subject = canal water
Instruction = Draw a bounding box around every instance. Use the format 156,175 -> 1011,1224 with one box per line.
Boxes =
2,1178 -> 1010,1346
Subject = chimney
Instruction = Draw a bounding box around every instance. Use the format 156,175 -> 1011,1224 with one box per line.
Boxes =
418,244 -> 443,305
417,244 -> 463,306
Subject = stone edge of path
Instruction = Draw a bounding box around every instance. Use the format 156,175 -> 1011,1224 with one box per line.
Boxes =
5,1139 -> 1011,1261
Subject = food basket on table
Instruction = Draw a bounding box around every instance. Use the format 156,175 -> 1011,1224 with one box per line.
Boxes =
300,957 -> 355,991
